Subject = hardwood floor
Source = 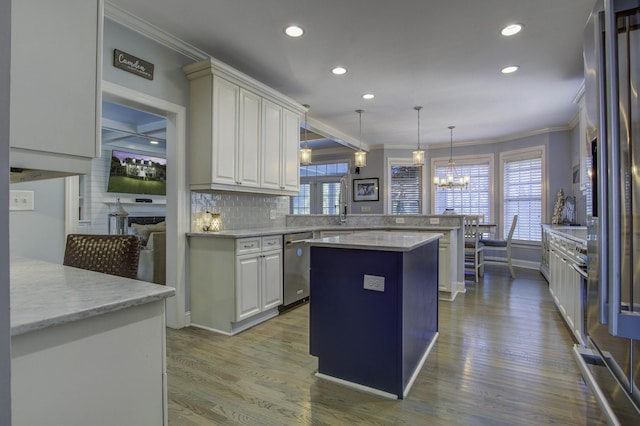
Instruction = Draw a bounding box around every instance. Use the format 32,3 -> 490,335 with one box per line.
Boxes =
166,266 -> 607,425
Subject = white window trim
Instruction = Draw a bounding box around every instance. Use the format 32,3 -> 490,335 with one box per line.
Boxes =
430,153 -> 494,218
386,157 -> 427,214
499,145 -> 546,242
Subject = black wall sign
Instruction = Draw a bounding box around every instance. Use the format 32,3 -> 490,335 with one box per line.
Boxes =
113,49 -> 154,80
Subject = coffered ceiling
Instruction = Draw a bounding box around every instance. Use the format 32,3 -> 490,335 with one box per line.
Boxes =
107,0 -> 596,150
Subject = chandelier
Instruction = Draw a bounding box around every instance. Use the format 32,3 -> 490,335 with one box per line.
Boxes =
412,106 -> 424,166
354,109 -> 366,167
300,104 -> 312,165
433,126 -> 470,189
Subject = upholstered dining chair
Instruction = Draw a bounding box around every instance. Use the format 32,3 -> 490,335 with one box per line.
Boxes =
481,215 -> 518,278
63,234 -> 141,279
464,215 -> 485,283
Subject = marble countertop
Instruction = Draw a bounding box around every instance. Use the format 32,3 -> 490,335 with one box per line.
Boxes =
10,257 -> 175,337
306,230 -> 443,252
187,224 -> 457,239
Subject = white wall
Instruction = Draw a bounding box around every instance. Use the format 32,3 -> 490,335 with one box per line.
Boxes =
1,0 -> 11,421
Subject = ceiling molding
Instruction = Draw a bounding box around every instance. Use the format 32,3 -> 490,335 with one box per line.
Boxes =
372,126 -> 575,151
105,2 -> 209,61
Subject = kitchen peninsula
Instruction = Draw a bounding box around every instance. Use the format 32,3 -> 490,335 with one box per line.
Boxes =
10,257 -> 175,426
307,231 -> 441,399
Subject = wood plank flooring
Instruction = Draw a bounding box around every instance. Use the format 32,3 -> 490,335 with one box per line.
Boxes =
166,266 -> 607,425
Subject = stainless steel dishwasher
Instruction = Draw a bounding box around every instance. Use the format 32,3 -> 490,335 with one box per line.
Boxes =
282,231 -> 313,310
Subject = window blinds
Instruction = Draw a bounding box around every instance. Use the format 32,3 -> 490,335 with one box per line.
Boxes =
391,166 -> 422,214
503,156 -> 542,241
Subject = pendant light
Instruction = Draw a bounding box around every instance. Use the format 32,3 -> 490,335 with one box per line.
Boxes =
300,104 -> 312,165
433,126 -> 470,189
412,106 -> 425,166
354,109 -> 366,168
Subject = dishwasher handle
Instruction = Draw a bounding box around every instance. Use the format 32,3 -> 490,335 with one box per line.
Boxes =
285,239 -> 309,246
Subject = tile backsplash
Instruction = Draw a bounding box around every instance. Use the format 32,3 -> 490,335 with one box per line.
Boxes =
191,191 -> 290,232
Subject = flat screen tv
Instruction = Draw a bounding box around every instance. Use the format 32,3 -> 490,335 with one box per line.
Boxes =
107,150 -> 167,196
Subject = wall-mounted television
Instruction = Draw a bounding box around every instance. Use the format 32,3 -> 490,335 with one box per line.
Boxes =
107,150 -> 167,195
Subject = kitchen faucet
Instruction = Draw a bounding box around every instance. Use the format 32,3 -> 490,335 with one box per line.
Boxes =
338,176 -> 348,224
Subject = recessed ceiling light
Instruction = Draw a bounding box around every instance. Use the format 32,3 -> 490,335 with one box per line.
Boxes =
362,93 -> 375,100
501,65 -> 520,74
150,140 -> 159,145
284,25 -> 304,38
501,23 -> 523,37
331,66 -> 347,75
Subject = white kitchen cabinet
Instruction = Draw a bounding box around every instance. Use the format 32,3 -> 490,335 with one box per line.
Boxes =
548,232 -> 586,346
189,234 -> 283,335
436,229 -> 459,301
282,108 -> 301,192
10,0 -> 102,177
261,99 -> 283,190
184,58 -> 304,195
235,236 -> 283,322
238,88 -> 261,188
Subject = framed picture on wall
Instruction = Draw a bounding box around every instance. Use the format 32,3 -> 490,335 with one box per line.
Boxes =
353,178 -> 379,202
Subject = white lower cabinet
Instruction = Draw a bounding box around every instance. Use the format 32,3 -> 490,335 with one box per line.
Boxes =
190,235 -> 283,335
236,237 -> 283,322
548,233 -> 585,346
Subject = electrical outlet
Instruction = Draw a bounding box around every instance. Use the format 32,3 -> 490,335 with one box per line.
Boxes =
429,218 -> 440,225
9,190 -> 34,211
363,274 -> 385,292
395,217 -> 405,224
361,206 -> 371,212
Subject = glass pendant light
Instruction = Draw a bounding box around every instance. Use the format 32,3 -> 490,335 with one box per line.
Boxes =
300,105 -> 312,165
412,106 -> 425,166
433,126 -> 470,189
354,109 -> 366,168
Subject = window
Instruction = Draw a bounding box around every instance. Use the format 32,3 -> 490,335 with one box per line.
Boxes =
291,162 -> 349,214
390,165 -> 422,214
432,156 -> 492,220
387,158 -> 426,214
501,147 -> 544,242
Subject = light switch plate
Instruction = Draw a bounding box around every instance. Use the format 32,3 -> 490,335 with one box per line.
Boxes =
361,206 -> 371,212
10,190 -> 34,211
270,209 -> 277,220
363,274 -> 385,292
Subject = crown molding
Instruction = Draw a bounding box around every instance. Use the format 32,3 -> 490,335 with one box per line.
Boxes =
105,2 -> 208,61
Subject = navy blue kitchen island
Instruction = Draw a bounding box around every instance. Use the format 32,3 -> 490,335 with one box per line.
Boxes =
308,231 -> 441,399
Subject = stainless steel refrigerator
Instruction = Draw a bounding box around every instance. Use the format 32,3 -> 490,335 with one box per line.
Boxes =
575,0 -> 640,424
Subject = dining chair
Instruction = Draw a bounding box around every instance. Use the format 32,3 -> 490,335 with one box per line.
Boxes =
464,215 -> 485,283
481,215 -> 518,278
63,234 -> 141,279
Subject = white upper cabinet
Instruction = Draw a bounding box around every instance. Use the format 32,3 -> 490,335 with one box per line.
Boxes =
282,108 -> 301,192
260,99 -> 283,191
10,0 -> 102,177
184,58 -> 304,195
238,88 -> 261,188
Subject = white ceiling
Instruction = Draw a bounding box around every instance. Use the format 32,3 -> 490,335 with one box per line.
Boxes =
108,0 -> 596,150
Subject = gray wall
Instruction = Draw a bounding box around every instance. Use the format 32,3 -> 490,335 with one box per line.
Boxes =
1,0 -> 11,421
103,19 -> 192,107
9,178 -> 67,263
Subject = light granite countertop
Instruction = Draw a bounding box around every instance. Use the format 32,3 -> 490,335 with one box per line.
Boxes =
10,257 -> 175,337
187,225 -> 457,239
306,230 -> 443,252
